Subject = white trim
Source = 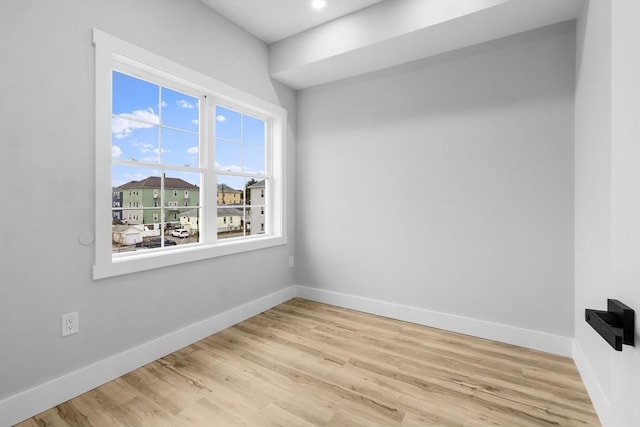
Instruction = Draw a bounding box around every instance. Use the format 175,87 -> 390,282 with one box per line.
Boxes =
572,340 -> 611,426
0,286 -> 296,427
295,285 -> 574,357
94,235 -> 287,279
93,28 -> 288,280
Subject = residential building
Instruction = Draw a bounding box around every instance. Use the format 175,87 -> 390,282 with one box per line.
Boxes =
115,176 -> 200,227
179,209 -> 199,234
111,224 -> 144,246
112,191 -> 122,222
217,207 -> 244,234
179,207 -> 244,235
248,180 -> 265,234
217,183 -> 242,205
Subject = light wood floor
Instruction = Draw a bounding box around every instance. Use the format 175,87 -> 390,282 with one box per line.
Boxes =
17,298 -> 600,426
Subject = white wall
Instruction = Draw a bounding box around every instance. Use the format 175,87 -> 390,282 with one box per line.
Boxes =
574,1 -> 640,426
296,22 -> 576,341
0,0 -> 295,418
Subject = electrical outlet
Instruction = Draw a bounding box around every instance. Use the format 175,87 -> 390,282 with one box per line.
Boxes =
62,312 -> 79,337
289,256 -> 294,268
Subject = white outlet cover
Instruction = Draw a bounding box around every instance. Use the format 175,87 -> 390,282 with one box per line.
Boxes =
62,312 -> 79,336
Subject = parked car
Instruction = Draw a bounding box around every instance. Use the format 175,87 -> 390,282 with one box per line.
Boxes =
135,238 -> 177,250
171,229 -> 189,238
150,238 -> 177,246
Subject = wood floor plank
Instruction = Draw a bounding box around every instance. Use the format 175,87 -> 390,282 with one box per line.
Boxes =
16,298 -> 600,426
254,305 -> 594,421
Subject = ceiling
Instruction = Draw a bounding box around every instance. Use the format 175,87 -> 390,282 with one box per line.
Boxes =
200,0 -> 385,44
200,0 -> 584,89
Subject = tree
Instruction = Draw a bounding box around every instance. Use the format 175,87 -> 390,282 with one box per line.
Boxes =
244,178 -> 258,205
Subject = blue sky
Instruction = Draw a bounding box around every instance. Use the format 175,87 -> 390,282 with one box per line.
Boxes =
111,71 -> 265,192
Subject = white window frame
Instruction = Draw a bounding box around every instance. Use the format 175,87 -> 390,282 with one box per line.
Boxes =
93,29 -> 287,279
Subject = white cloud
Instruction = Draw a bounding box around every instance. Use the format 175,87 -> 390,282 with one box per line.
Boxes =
133,141 -> 155,153
112,108 -> 159,139
192,119 -> 199,125
161,101 -> 168,108
187,146 -> 199,154
177,99 -> 194,109
216,115 -> 226,122
218,164 -> 244,173
114,171 -> 150,187
112,145 -> 123,158
130,145 -> 168,163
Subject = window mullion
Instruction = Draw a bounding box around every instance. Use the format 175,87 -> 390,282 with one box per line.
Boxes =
158,86 -> 163,164
204,95 -> 218,244
160,173 -> 165,238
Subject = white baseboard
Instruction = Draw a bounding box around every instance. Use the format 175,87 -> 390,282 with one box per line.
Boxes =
0,286 -> 297,427
572,340 -> 611,426
0,284 -> 576,427
295,285 -> 574,357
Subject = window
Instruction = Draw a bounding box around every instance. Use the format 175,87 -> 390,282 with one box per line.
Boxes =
94,29 -> 287,279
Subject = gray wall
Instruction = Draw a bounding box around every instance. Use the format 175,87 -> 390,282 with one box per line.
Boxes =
296,22 -> 576,337
575,1 -> 640,426
0,0 -> 295,400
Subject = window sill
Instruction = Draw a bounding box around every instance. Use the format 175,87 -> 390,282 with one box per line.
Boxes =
93,235 -> 287,280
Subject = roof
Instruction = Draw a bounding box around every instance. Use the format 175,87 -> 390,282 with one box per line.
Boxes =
179,209 -> 198,217
112,224 -> 145,233
117,176 -> 199,190
218,207 -> 244,217
247,180 -> 265,189
180,207 -> 244,218
217,183 -> 242,193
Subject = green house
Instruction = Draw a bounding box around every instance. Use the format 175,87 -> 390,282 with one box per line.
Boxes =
115,176 -> 200,227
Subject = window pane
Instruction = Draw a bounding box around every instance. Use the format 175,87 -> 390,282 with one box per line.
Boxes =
246,179 -> 266,236
111,167 -> 200,251
247,179 -> 266,206
112,71 -> 159,116
112,72 -> 160,157
217,207 -> 247,240
161,87 -> 199,131
216,140 -> 241,172
248,206 -> 266,235
167,208 -> 199,244
215,107 -> 266,176
244,146 -> 265,174
112,208 -> 145,254
217,175 -> 244,206
161,128 -> 199,167
243,114 -> 265,148
175,207 -> 201,240
215,106 -> 241,141
111,125 -> 160,163
164,172 -> 201,222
